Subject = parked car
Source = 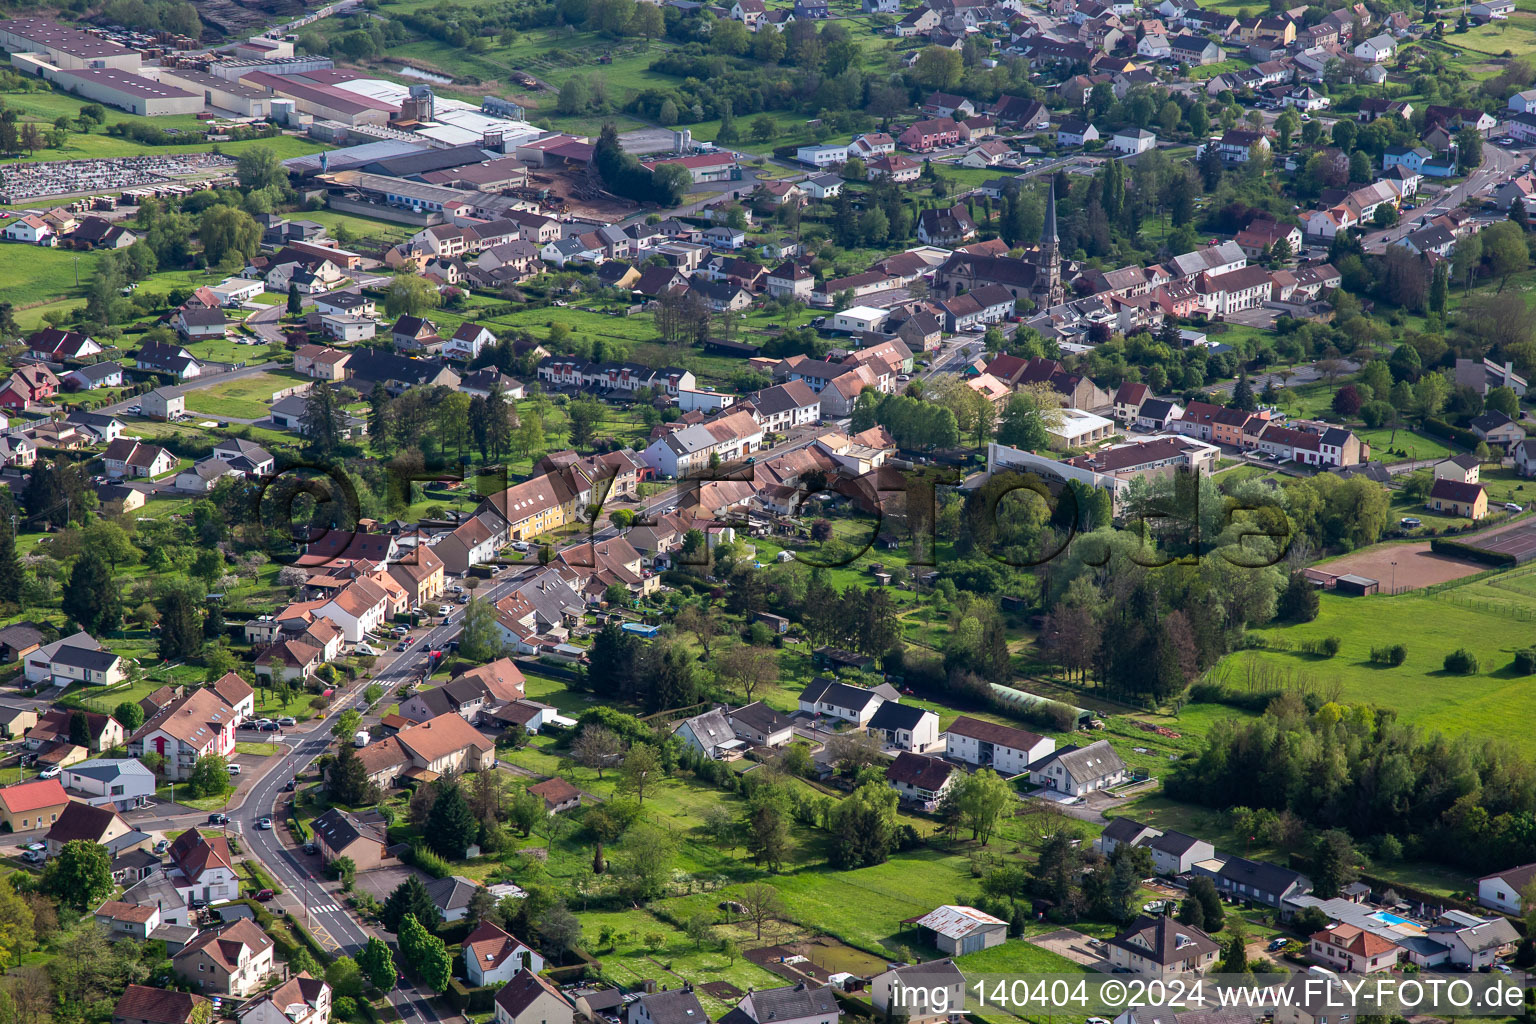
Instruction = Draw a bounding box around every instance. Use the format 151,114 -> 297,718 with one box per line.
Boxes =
438,604 -> 452,616
255,889 -> 275,902
226,763 -> 242,775
285,779 -> 296,791
1268,937 -> 1289,951
395,640 -> 410,651
20,850 -> 43,863
303,841 -> 317,855
1506,502 -> 1523,512
37,766 -> 60,779
278,716 -> 296,727
356,643 -> 379,655
259,721 -> 281,732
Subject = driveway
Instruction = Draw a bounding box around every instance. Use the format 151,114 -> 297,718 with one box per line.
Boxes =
1028,928 -> 1112,971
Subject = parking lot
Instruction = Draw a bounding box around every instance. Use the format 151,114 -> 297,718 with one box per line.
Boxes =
349,863 -> 428,902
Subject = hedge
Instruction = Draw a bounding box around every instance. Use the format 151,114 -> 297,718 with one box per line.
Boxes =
1430,537 -> 1518,566
241,859 -> 283,896
1424,417 -> 1480,451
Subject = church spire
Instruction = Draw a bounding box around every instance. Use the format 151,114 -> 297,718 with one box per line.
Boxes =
1041,176 -> 1058,247
1036,177 -> 1064,309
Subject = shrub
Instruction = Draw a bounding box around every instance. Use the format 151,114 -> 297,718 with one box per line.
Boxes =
1370,645 -> 1407,666
1444,648 -> 1479,675
407,841 -> 451,879
1320,636 -> 1341,657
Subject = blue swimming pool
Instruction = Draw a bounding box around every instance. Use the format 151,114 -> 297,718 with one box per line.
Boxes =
1371,911 -> 1414,926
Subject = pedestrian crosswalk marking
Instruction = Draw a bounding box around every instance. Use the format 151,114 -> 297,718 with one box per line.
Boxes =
311,903 -> 341,914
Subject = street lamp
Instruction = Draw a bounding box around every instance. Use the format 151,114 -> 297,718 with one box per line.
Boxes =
1391,560 -> 1397,594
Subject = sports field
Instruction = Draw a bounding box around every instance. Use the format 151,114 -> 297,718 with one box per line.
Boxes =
1313,541 -> 1485,592
1455,515 -> 1536,563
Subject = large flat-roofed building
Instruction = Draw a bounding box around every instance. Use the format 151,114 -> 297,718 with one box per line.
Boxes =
156,67 -> 273,117
242,69 -> 397,126
0,17 -> 141,71
50,68 -> 201,116
323,170 -> 478,218
207,54 -> 334,82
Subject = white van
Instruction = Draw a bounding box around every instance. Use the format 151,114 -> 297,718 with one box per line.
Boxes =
354,730 -> 370,747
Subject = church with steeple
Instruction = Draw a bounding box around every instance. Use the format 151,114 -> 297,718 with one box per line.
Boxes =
931,179 -> 1068,311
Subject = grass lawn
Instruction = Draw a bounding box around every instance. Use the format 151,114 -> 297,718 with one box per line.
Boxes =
0,243 -> 101,310
1219,586 -> 1536,749
158,782 -> 235,812
182,371 -> 308,420
234,741 -> 280,757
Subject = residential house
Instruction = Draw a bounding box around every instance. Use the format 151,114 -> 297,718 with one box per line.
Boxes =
885,751 -> 956,809
102,439 -> 176,479
293,345 -> 352,381
727,701 -> 796,748
1428,478 -> 1487,519
869,961 -> 965,1024
44,801 -> 136,858
1110,128 -> 1158,155
496,970 -> 575,1024
0,365 -> 60,409
311,807 -> 393,871
113,985 -> 211,1024
1471,410 -> 1526,448
1478,863 -> 1536,914
238,976 -> 331,1024
64,362 -> 125,391
141,387 -> 185,421
128,687 -> 239,782
865,702 -> 940,752
0,778 -> 69,832
464,921 -> 544,987
528,777 -> 582,814
1027,739 -> 1129,796
168,829 -> 239,905
172,919 -> 275,997
1310,924 -> 1401,973
942,716 -> 1055,774
627,987 -> 708,1024
1106,915 -> 1221,977
27,327 -> 102,362
798,677 -> 885,725
1206,855 -> 1311,907
396,712 -> 497,776
734,983 -> 842,1024
23,632 -> 125,687
61,758 -> 155,811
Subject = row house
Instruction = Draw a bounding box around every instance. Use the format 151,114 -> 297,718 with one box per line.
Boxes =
899,117 -> 961,152
1172,401 -> 1268,447
481,475 -> 573,545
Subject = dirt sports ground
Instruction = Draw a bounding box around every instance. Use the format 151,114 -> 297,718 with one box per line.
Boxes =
1313,517 -> 1536,592
1312,543 -> 1485,593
